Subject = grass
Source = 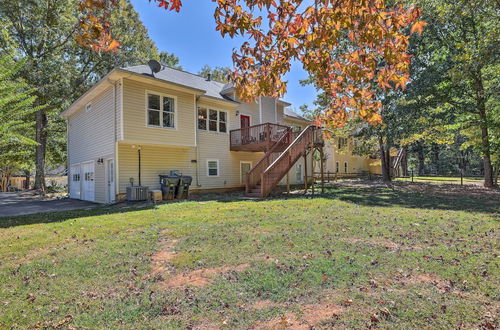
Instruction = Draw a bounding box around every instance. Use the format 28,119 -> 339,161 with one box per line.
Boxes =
395,176 -> 484,185
0,183 -> 498,329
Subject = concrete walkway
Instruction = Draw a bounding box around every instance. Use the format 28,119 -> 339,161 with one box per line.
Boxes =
0,192 -> 97,218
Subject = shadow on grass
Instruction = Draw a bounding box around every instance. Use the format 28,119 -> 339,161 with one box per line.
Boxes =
269,182 -> 499,214
2,182 -> 497,229
0,203 -> 158,229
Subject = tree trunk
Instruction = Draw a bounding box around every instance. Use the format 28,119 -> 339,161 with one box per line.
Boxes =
431,144 -> 440,175
401,147 -> 409,176
379,137 -> 391,182
480,124 -> 494,188
34,108 -> 47,192
473,72 -> 494,188
416,142 -> 425,175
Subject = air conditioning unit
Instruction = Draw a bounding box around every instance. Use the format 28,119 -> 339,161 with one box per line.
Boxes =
126,186 -> 149,201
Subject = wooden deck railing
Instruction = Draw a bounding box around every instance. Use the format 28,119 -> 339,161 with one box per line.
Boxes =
230,123 -> 291,151
245,127 -> 293,193
260,125 -> 322,197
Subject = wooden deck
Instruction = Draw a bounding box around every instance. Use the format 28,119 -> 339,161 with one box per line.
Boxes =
230,123 -> 291,152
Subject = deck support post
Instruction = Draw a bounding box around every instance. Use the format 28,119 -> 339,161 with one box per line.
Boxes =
311,150 -> 315,195
303,152 -> 308,194
286,172 -> 290,194
320,147 -> 325,194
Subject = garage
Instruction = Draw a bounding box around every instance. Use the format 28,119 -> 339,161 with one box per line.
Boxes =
70,164 -> 81,199
81,161 -> 95,202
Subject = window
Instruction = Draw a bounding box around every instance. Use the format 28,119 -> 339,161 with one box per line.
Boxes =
72,173 -> 80,182
198,108 -> 207,130
84,171 -> 94,181
344,162 -> 348,173
336,162 -> 339,173
338,137 -> 348,149
207,160 -> 219,177
296,164 -> 302,181
209,109 -> 218,132
147,93 -> 175,128
219,111 -> 227,133
198,107 -> 227,133
292,125 -> 302,132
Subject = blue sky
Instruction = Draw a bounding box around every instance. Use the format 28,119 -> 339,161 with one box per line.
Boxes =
129,0 -> 317,110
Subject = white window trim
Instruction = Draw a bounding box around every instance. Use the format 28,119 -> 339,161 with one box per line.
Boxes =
207,159 -> 220,177
240,161 -> 252,184
197,107 -> 229,134
145,90 -> 178,130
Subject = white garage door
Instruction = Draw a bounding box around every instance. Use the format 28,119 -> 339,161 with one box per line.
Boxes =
70,164 -> 81,199
81,161 -> 95,202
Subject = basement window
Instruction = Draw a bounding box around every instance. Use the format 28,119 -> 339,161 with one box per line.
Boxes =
207,159 -> 219,177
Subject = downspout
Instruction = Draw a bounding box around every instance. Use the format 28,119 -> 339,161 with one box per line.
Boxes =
195,95 -> 201,187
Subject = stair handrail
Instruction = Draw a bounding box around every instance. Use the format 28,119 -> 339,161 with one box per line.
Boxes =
245,126 -> 291,193
260,125 -> 321,197
263,125 -> 318,173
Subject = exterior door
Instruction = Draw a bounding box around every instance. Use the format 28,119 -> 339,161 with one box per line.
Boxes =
81,161 -> 95,202
240,115 -> 250,128
240,162 -> 252,185
70,164 -> 81,199
240,115 -> 251,144
106,159 -> 115,203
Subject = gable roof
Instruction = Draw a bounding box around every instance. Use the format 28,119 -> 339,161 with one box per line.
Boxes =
284,108 -> 310,122
122,65 -> 237,103
62,64 -> 297,118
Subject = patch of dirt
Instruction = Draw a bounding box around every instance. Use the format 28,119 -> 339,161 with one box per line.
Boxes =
161,264 -> 250,289
250,299 -> 277,310
345,237 -> 399,250
252,303 -> 344,329
152,251 -> 177,263
344,237 -> 428,251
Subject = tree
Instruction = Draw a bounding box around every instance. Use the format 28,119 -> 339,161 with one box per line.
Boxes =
78,0 -> 424,128
198,65 -> 231,83
0,0 -> 162,191
400,0 -> 499,187
159,51 -> 182,69
0,55 -> 39,191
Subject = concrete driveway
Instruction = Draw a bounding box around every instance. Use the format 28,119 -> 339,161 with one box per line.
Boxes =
0,192 -> 98,218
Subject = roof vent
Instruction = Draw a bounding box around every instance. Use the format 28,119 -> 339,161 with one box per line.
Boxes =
206,73 -> 212,81
148,59 -> 162,76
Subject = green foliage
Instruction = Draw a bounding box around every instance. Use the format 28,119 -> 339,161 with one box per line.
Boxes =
0,55 -> 39,172
198,64 -> 231,83
158,51 -> 182,69
0,0 -> 172,180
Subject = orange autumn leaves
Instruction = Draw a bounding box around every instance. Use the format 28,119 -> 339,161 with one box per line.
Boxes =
77,0 -> 425,128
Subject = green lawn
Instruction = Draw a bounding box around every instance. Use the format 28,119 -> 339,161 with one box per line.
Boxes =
1,184 -> 498,329
395,176 -> 484,185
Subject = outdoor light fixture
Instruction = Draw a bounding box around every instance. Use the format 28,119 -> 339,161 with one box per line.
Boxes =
235,110 -> 240,116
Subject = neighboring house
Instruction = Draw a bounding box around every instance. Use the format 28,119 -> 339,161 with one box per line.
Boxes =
61,64 -> 319,203
323,137 -> 381,176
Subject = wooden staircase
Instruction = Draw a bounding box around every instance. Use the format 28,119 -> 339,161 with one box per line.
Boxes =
245,125 -> 323,198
